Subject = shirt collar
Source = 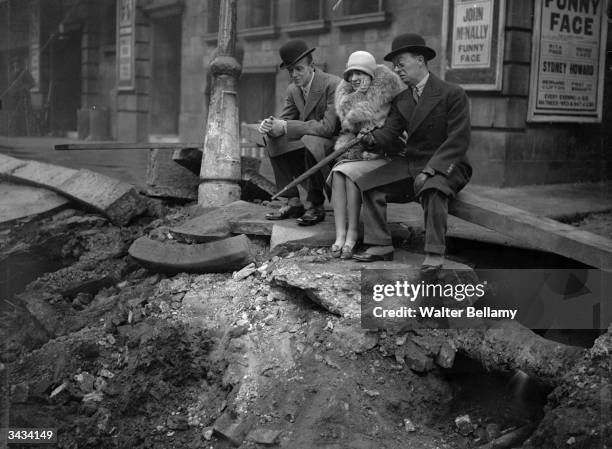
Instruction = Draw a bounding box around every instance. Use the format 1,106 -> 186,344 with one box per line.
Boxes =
300,70 -> 315,97
413,71 -> 430,96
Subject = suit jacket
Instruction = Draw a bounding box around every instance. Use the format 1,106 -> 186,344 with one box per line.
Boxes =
356,72 -> 471,193
267,69 -> 341,162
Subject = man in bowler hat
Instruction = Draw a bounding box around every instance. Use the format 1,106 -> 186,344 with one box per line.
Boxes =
353,33 -> 472,271
259,39 -> 341,225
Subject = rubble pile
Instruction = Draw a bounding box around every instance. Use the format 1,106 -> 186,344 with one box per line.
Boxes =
1,200 -> 610,448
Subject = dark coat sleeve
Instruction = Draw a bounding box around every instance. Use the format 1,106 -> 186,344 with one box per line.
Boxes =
370,94 -> 408,154
427,85 -> 470,175
278,86 -> 300,121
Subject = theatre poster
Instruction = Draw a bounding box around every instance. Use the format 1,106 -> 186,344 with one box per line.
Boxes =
117,0 -> 136,91
528,0 -> 608,122
441,0 -> 506,90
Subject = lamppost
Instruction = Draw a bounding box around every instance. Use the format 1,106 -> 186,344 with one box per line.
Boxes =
198,0 -> 242,206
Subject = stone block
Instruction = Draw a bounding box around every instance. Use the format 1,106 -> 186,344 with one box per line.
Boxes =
145,148 -> 199,200
269,221 -> 336,250
129,234 -> 254,274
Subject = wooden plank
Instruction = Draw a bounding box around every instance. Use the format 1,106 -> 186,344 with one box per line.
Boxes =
54,142 -> 201,151
449,191 -> 612,270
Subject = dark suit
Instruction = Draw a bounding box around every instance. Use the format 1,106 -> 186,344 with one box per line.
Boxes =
356,72 -> 472,253
266,69 -> 341,206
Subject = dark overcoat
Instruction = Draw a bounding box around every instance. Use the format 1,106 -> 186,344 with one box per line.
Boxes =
355,72 -> 472,197
267,69 -> 341,163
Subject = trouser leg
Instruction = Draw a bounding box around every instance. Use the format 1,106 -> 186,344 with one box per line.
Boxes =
304,150 -> 325,208
269,150 -> 304,201
362,189 -> 392,246
421,188 -> 448,255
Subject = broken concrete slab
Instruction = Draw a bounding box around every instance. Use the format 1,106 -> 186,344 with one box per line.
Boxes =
330,322 -> 379,354
270,221 -> 336,250
59,169 -> 146,226
0,183 -> 70,227
0,155 -> 146,226
246,428 -> 281,445
270,254 -> 472,318
145,148 -> 199,200
170,201 -> 274,242
128,234 -> 254,274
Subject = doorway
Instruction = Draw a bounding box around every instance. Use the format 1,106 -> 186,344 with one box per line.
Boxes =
150,15 -> 181,137
50,29 -> 81,135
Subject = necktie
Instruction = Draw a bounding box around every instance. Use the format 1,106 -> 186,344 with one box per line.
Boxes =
412,86 -> 419,103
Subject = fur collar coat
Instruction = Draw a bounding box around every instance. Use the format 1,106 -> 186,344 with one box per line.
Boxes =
334,64 -> 405,156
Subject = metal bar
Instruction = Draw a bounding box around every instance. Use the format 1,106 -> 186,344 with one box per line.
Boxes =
54,143 -> 202,151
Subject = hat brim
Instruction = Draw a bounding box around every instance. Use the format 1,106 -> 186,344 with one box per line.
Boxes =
383,45 -> 436,62
279,47 -> 316,68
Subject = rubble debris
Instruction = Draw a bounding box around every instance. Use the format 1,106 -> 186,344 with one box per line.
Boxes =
233,262 -> 257,280
10,382 -> 29,403
455,414 -> 474,436
478,424 -> 534,448
271,259 -> 362,317
450,320 -> 586,387
330,322 -> 379,354
128,234 -> 254,274
403,418 -> 417,432
213,413 -> 250,447
246,428 -> 282,445
524,323 -> 612,448
435,340 -> 457,368
0,155 -> 146,226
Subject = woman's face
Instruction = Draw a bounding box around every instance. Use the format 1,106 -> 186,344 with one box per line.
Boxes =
348,71 -> 371,91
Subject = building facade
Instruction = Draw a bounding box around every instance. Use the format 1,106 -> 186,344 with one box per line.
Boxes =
0,0 -> 610,186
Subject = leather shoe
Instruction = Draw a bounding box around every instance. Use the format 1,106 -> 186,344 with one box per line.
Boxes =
330,244 -> 342,258
296,208 -> 325,226
265,204 -> 305,221
353,250 -> 394,262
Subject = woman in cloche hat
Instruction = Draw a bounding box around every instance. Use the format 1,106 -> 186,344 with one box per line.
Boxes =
328,50 -> 405,259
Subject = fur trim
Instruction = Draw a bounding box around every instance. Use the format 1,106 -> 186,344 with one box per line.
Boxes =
334,64 -> 405,135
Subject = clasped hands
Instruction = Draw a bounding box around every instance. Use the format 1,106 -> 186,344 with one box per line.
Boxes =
357,127 -> 379,161
258,116 -> 285,137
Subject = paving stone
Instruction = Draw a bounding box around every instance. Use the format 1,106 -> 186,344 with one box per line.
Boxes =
170,201 -> 274,242
128,234 -> 254,274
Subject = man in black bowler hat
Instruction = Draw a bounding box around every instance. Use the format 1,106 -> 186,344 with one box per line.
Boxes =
352,33 -> 472,271
259,39 -> 341,225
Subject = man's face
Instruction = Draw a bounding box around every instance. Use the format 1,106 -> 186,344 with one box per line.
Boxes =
392,52 -> 424,86
287,58 -> 314,88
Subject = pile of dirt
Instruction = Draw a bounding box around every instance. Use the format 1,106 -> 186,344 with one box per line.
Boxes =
2,203 -> 609,448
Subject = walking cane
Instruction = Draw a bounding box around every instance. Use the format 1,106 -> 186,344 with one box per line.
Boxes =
270,136 -> 360,200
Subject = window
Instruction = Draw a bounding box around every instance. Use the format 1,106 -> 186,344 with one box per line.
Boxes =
292,0 -> 321,22
207,0 -> 220,34
245,0 -> 271,29
343,0 -> 382,15
334,0 -> 388,28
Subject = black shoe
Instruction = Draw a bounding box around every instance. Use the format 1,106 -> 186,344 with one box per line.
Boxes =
296,208 -> 325,226
265,204 -> 305,221
353,250 -> 394,262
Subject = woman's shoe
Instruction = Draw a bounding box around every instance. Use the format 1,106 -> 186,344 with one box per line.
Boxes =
330,244 -> 342,258
340,243 -> 357,260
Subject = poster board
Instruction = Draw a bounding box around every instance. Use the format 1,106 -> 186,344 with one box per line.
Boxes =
527,0 -> 608,122
117,0 -> 136,91
441,0 -> 505,90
